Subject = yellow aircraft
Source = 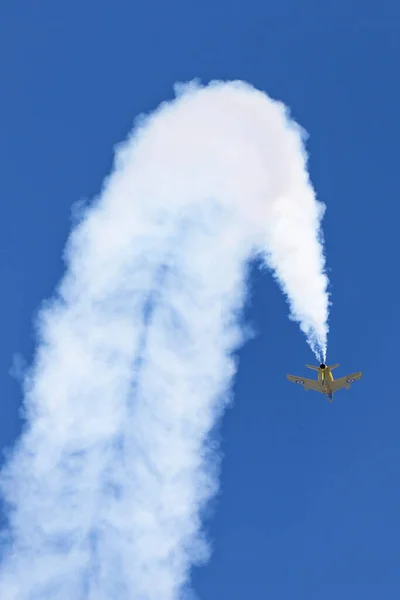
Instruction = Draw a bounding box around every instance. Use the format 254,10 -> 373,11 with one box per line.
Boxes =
287,363 -> 362,402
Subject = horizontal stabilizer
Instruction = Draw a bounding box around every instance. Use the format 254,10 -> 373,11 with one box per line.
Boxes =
328,363 -> 340,370
305,364 -> 319,371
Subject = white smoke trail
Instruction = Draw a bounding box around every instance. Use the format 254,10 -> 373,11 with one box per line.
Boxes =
0,80 -> 329,599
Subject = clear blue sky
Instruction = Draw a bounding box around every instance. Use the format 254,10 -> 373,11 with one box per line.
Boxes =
1,1 -> 399,598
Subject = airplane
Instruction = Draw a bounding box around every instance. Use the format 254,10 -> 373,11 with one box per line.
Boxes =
287,363 -> 362,402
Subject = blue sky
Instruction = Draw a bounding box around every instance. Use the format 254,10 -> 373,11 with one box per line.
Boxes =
1,1 -> 400,598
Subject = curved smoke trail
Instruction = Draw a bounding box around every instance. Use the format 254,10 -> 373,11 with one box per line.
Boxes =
0,81 -> 329,599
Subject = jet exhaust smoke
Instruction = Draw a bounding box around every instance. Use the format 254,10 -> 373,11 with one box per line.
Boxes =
0,81 -> 329,598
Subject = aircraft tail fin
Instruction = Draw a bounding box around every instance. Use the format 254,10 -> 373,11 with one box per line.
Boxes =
305,364 -> 319,371
328,363 -> 340,370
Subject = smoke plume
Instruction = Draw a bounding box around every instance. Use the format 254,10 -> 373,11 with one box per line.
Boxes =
0,80 -> 329,599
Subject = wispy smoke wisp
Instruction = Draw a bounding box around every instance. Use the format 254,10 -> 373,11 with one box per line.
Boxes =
0,80 -> 329,599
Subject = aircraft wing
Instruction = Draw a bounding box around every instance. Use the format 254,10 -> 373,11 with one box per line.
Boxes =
331,372 -> 362,392
287,375 -> 321,392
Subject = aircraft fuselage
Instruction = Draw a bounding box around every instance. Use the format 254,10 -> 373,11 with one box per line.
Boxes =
317,364 -> 334,401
